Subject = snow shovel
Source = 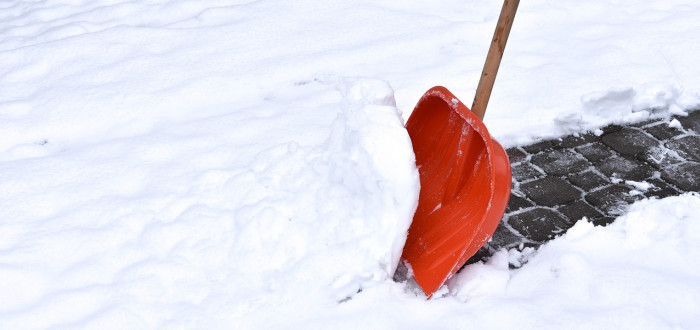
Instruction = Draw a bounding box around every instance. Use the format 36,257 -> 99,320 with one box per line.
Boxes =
400,0 -> 518,298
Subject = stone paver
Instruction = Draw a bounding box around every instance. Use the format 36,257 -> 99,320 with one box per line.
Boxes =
601,128 -> 658,156
557,133 -> 597,149
505,147 -> 527,163
638,146 -> 685,169
645,178 -> 681,199
521,140 -> 554,153
677,110 -> 700,134
556,200 -> 604,223
507,208 -> 572,242
666,136 -> 700,162
520,177 -> 581,207
597,155 -> 655,181
644,123 -> 684,140
568,170 -> 609,191
505,193 -> 533,213
575,142 -> 610,163
511,163 -> 544,182
662,163 -> 700,191
585,184 -> 644,215
530,150 -> 590,176
466,110 -> 700,266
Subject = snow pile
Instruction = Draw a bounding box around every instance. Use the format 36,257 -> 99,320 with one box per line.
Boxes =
450,193 -> 700,328
0,78 -> 419,328
316,194 -> 700,329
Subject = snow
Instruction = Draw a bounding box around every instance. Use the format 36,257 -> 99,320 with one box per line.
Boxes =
670,118 -> 684,129
322,194 -> 700,329
0,76 -> 419,328
625,180 -> 654,194
1,0 -> 700,328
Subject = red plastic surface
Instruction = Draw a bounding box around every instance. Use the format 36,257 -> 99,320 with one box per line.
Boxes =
401,86 -> 512,298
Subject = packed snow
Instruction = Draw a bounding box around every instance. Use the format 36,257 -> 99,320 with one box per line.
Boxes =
1,0 -> 699,328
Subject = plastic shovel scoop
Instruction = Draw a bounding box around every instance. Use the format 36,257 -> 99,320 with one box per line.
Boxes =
400,0 -> 518,298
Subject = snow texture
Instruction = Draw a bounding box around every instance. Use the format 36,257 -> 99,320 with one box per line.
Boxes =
1,0 -> 700,328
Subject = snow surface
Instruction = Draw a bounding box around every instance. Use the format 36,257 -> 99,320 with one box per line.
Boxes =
1,0 -> 700,328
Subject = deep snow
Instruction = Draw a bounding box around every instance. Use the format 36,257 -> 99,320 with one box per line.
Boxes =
1,0 -> 700,329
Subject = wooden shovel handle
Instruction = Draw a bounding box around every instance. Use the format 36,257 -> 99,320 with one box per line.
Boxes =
471,0 -> 519,120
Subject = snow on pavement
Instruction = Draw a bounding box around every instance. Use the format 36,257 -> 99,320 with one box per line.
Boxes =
1,0 -> 700,328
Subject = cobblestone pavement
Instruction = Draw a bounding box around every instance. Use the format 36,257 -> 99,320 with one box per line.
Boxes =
468,109 -> 700,264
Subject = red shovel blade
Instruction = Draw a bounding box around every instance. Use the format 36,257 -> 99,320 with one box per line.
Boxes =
401,86 -> 511,298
